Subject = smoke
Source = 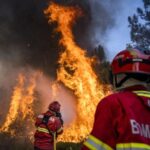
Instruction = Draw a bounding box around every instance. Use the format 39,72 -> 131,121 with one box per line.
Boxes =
35,72 -> 77,125
0,0 -> 130,75
88,0 -> 121,47
0,57 -> 25,123
0,67 -> 76,126
0,0 -> 60,77
74,0 -> 143,61
0,0 -> 136,97
0,0 -> 57,116
0,0 -> 124,123
73,0 -> 122,52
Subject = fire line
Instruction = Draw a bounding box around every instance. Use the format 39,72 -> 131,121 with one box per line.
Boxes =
45,2 -> 107,142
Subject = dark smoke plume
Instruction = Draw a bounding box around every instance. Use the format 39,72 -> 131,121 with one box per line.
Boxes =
0,0 -> 60,76
0,0 -> 122,75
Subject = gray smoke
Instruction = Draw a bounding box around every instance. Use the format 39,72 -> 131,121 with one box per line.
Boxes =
73,0 -> 122,52
0,0 -> 60,77
0,0 -> 123,100
0,0 -> 125,72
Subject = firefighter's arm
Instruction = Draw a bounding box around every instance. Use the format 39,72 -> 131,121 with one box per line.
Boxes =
47,116 -> 63,135
35,114 -> 43,127
56,112 -> 64,125
56,116 -> 63,135
56,125 -> 63,135
55,112 -> 64,134
82,96 -> 120,150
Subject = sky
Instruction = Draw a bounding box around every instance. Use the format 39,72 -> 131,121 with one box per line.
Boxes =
104,0 -> 143,61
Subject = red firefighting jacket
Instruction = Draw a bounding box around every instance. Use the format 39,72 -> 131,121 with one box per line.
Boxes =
34,110 -> 63,150
82,86 -> 150,150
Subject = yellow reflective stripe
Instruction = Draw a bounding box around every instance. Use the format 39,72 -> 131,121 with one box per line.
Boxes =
89,135 -> 113,150
37,127 -> 49,133
133,90 -> 150,98
84,141 -> 97,150
136,93 -> 150,98
83,135 -> 113,150
117,143 -> 150,149
57,127 -> 63,133
133,90 -> 150,94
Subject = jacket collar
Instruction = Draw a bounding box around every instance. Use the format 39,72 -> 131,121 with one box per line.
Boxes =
120,85 -> 148,92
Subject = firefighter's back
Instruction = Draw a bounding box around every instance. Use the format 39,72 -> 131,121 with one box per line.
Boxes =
114,89 -> 150,149
34,109 -> 63,150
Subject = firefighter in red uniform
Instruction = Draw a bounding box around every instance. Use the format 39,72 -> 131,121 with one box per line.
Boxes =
34,101 -> 63,150
81,48 -> 150,150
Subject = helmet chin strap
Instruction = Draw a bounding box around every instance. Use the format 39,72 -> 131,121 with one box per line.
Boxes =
114,74 -> 148,91
114,74 -> 130,88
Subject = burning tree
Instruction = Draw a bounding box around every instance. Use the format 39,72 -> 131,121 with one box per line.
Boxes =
0,1 -> 111,147
44,2 -> 110,142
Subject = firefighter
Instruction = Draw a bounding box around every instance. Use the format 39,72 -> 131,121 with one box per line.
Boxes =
81,48 -> 150,150
34,101 -> 63,150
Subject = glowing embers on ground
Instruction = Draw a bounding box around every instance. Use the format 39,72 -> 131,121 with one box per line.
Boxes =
45,2 -> 107,142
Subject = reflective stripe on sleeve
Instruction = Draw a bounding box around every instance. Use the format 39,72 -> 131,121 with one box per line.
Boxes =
37,127 -> 49,134
37,114 -> 44,118
83,135 -> 113,150
133,90 -> 150,98
57,126 -> 63,133
117,143 -> 150,150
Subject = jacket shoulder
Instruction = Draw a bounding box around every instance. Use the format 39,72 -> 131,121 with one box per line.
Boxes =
97,91 -> 136,111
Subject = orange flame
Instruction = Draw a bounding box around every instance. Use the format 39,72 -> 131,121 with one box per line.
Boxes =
0,74 -> 24,133
0,72 -> 36,135
20,74 -> 36,120
45,3 -> 107,142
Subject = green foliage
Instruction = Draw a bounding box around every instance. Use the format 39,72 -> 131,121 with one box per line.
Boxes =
98,61 -> 111,84
91,44 -> 111,85
128,0 -> 150,50
93,45 -> 106,62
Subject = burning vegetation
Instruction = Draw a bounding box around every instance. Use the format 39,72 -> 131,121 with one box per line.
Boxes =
0,1 -> 111,148
45,2 -> 108,142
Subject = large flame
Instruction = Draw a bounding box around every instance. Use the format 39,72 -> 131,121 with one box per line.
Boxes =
45,3 -> 107,142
